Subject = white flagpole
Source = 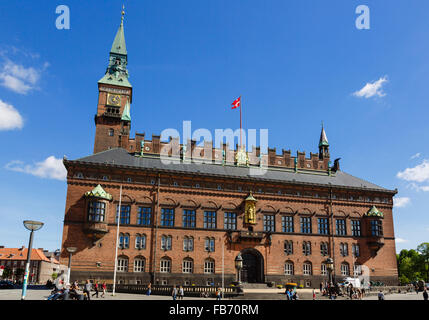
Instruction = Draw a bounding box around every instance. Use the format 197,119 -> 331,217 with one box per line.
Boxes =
112,185 -> 123,296
222,239 -> 224,299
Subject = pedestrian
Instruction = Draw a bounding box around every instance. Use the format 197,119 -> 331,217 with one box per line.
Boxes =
312,289 -> 316,300
320,282 -> 323,294
377,290 -> 385,300
172,285 -> 177,300
101,282 -> 106,298
178,286 -> 184,300
91,282 -> 99,298
84,279 -> 92,301
147,282 -> 152,296
423,288 -> 428,301
215,287 -> 222,300
415,284 -> 419,294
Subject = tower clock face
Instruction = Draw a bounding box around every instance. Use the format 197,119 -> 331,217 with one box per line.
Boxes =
107,93 -> 121,106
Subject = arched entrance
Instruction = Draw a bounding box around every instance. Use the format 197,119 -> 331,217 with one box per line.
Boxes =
240,248 -> 264,283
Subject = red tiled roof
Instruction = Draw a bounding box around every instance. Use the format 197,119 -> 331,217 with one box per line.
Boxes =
0,248 -> 56,263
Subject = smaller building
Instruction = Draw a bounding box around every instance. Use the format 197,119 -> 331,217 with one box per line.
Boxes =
0,246 -> 67,284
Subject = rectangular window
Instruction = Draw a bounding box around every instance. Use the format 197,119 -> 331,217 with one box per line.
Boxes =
263,215 -> 275,232
282,216 -> 294,233
182,210 -> 196,228
204,211 -> 216,229
88,201 -> 106,222
371,220 -> 383,236
183,237 -> 193,252
351,220 -> 361,237
116,205 -> 131,225
224,212 -> 237,230
161,208 -> 175,227
340,243 -> 349,257
336,219 -> 347,236
302,241 -> 311,256
318,218 -> 329,235
300,217 -> 312,234
320,242 -> 329,256
321,263 -> 327,276
137,207 -> 152,226
161,236 -> 172,251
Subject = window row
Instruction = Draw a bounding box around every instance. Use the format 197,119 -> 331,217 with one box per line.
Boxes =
284,261 -> 362,277
161,236 -> 216,252
118,257 -> 216,274
283,241 -> 360,258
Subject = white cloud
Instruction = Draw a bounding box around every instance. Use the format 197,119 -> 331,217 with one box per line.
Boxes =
5,156 -> 67,181
393,197 -> 410,208
411,153 -> 421,159
397,159 -> 429,183
395,238 -> 409,244
0,60 -> 46,94
419,186 -> 429,192
0,99 -> 23,130
353,76 -> 388,98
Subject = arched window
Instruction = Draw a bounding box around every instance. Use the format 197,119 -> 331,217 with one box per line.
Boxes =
303,262 -> 312,275
134,256 -> 145,272
284,261 -> 294,275
160,257 -> 171,273
204,259 -> 215,274
341,262 -> 350,276
117,256 -> 128,272
204,237 -> 215,252
284,240 -> 293,255
183,236 -> 194,252
182,258 -> 194,274
320,242 -> 329,256
340,243 -> 348,257
135,234 -> 146,249
302,241 -> 311,256
354,264 -> 362,276
321,263 -> 327,276
119,233 -> 130,249
161,235 -> 172,251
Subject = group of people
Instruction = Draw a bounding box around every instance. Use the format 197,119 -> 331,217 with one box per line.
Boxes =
171,285 -> 223,300
285,288 -> 298,300
46,279 -> 107,300
346,284 -> 365,300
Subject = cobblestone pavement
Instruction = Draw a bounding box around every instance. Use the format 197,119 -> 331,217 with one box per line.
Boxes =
0,289 -> 425,301
0,289 -> 217,300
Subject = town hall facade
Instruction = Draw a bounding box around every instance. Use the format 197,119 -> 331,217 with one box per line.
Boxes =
59,12 -> 399,288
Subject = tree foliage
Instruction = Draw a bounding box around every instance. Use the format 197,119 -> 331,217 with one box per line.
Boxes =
397,243 -> 429,284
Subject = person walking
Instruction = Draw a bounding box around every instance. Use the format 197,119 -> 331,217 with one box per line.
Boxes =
91,282 -> 99,298
312,289 -> 316,300
423,288 -> 428,301
84,280 -> 92,301
172,285 -> 178,300
101,282 -> 106,298
215,287 -> 222,300
147,282 -> 152,296
178,286 -> 184,300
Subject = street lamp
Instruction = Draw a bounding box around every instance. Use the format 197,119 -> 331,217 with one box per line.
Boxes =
21,220 -> 44,300
235,253 -> 243,284
66,247 -> 77,284
325,257 -> 334,285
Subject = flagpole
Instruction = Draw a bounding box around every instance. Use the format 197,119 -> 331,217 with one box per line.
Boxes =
240,95 -> 242,149
112,185 -> 122,296
222,239 -> 224,299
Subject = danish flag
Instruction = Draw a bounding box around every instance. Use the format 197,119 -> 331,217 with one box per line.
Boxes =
231,96 -> 241,109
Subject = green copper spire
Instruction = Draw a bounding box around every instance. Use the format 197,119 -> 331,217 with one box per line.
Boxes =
98,6 -> 132,88
319,122 -> 329,148
111,7 -> 127,55
121,99 -> 131,121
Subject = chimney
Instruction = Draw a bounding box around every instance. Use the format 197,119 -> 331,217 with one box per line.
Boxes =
332,158 -> 341,172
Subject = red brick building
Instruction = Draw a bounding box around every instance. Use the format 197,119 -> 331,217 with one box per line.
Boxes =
59,13 -> 399,288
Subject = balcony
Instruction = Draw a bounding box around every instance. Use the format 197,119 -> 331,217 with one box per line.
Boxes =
83,221 -> 109,239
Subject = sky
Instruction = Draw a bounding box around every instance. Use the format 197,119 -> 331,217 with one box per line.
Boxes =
0,0 -> 428,253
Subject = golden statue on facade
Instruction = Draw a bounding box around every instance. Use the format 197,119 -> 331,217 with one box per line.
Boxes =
244,192 -> 257,224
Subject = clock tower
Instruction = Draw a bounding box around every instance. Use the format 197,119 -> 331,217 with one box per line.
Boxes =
94,8 -> 133,154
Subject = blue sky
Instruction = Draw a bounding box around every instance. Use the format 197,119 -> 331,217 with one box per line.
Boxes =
0,0 -> 428,252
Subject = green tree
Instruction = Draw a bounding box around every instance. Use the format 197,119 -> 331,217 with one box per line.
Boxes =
417,242 -> 429,282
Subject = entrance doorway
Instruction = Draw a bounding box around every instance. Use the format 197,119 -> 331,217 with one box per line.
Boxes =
240,248 -> 264,283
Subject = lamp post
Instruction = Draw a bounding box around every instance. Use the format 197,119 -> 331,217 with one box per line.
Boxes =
326,257 -> 334,285
66,247 -> 77,284
235,253 -> 243,284
21,220 -> 44,300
